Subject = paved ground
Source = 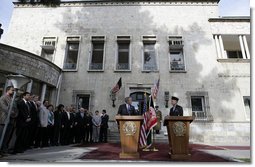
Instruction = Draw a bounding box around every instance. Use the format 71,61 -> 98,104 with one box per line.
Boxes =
0,143 -> 251,163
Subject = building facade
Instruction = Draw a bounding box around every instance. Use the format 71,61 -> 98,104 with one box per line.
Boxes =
2,0 -> 250,145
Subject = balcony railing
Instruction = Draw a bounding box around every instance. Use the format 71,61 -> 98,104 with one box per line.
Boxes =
170,62 -> 185,71
63,63 -> 77,70
192,111 -> 213,121
89,63 -> 103,70
116,63 -> 129,70
143,64 -> 157,71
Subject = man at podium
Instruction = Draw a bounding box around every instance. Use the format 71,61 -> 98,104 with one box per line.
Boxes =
169,96 -> 183,116
117,97 -> 138,116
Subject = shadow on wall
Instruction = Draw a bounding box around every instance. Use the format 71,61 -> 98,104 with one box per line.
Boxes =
51,3 -> 239,135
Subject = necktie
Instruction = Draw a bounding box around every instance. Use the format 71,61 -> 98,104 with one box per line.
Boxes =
127,105 -> 130,115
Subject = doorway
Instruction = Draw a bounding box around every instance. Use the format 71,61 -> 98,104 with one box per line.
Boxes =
130,92 -> 150,114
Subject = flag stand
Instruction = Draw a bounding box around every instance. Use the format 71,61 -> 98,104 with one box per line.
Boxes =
151,129 -> 159,152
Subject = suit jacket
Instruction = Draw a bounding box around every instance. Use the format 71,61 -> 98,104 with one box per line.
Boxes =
84,114 -> 92,128
101,114 -> 109,128
117,104 -> 138,116
28,101 -> 38,125
169,105 -> 183,116
16,99 -> 31,127
61,111 -> 70,128
74,112 -> 86,127
54,110 -> 62,127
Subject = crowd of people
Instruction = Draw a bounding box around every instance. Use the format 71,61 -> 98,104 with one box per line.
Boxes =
0,86 -> 109,156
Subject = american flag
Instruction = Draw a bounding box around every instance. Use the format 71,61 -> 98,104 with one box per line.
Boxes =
111,78 -> 122,94
152,78 -> 160,99
139,94 -> 148,148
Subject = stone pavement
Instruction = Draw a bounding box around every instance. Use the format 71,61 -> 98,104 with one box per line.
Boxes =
0,143 -> 251,163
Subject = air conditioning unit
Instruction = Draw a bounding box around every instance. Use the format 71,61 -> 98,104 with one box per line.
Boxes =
41,37 -> 57,50
168,36 -> 183,49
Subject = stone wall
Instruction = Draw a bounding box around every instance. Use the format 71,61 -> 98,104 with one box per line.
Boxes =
0,43 -> 62,87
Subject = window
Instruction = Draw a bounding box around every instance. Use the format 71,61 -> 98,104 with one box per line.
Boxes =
168,36 -> 185,71
243,96 -> 250,120
116,36 -> 131,70
63,37 -> 80,70
41,37 -> 57,62
142,36 -> 157,71
187,91 -> 212,121
191,96 -> 204,112
89,36 -> 105,70
227,51 -> 243,59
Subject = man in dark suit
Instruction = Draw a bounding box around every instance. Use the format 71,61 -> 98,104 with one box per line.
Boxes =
117,97 -> 138,116
84,110 -> 93,143
14,92 -> 31,153
99,109 -> 109,143
74,108 -> 86,144
27,95 -> 39,148
60,107 -> 71,145
169,96 -> 183,116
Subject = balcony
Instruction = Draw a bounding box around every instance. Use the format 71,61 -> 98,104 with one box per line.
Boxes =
116,63 -> 129,70
89,63 -> 103,70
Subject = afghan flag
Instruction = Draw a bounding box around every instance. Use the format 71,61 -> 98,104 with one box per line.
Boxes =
146,95 -> 158,148
111,77 -> 122,94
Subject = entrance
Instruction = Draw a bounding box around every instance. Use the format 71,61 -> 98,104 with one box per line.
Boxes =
130,92 -> 150,114
77,95 -> 90,110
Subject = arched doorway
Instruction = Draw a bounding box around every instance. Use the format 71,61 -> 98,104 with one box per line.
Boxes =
130,91 -> 150,114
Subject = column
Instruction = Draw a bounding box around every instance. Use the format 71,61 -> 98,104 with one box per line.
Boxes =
40,83 -> 47,103
2,79 -> 12,96
214,35 -> 222,59
219,35 -> 226,59
26,80 -> 33,93
239,35 -> 246,59
242,35 -> 250,59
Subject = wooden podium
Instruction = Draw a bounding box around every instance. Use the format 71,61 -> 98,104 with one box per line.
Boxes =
164,116 -> 193,160
115,115 -> 143,159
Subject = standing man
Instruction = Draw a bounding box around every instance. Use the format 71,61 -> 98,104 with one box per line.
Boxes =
92,111 -> 101,143
27,95 -> 39,148
14,92 -> 31,153
99,109 -> 109,143
153,106 -> 162,134
117,97 -> 138,115
169,96 -> 183,116
0,86 -> 16,154
53,104 -> 64,146
74,108 -> 86,144
84,110 -> 93,143
38,100 -> 49,147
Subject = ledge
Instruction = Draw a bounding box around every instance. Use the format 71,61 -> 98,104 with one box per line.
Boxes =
87,69 -> 105,72
114,70 -> 132,73
13,0 -> 220,8
217,59 -> 250,63
209,17 -> 250,22
63,69 -> 78,72
141,70 -> 159,73
169,70 -> 187,73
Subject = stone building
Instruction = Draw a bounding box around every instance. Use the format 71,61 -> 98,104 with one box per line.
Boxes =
1,0 -> 250,145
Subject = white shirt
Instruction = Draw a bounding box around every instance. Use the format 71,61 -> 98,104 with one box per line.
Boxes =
66,111 -> 70,120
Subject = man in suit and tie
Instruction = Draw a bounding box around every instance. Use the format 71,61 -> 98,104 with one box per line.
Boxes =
99,109 -> 109,143
14,92 -> 31,153
169,96 -> 183,116
117,97 -> 138,116
74,108 -> 86,144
